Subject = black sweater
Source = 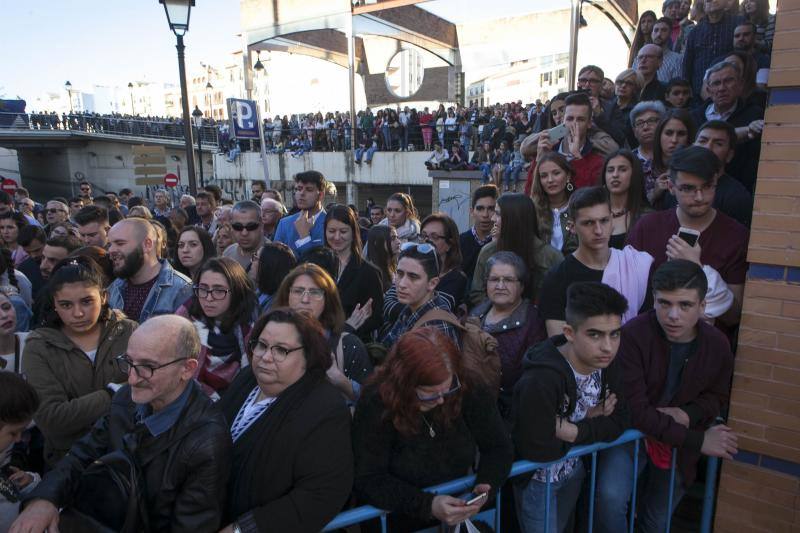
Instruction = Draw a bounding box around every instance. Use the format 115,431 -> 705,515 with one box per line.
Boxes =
511,335 -> 630,463
337,257 -> 385,339
353,385 -> 513,529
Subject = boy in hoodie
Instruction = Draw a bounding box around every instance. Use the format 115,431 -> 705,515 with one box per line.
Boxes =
512,282 -> 630,533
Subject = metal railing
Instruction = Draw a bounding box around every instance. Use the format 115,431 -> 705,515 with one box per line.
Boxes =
0,112 -> 220,146
323,429 -> 720,532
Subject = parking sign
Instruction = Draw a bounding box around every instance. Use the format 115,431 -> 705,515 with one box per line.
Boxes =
227,98 -> 260,139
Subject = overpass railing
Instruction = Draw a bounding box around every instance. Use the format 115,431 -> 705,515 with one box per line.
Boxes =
0,112 -> 220,146
323,429 -> 721,533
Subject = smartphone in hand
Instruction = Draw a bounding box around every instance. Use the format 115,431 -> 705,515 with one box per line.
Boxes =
548,123 -> 568,143
677,227 -> 700,247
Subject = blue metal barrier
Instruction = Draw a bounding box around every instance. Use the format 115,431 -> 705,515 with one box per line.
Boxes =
324,429 -> 721,532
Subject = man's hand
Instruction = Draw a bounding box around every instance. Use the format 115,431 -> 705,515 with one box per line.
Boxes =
657,407 -> 690,427
554,417 -> 578,443
294,209 -> 313,239
587,393 -> 617,418
536,131 -> 553,160
9,499 -> 60,533
588,95 -> 603,117
701,424 -> 738,460
566,121 -> 584,160
8,466 -> 34,489
666,235 -> 702,265
747,119 -> 764,139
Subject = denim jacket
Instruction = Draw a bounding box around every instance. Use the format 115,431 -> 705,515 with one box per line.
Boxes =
108,260 -> 192,322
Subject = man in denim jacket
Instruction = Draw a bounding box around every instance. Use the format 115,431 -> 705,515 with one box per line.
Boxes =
107,218 -> 192,322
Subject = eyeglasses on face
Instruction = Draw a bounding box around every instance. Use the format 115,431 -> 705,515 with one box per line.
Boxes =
578,77 -> 601,85
231,222 -> 261,232
634,117 -> 660,128
249,339 -> 304,362
46,208 -> 67,214
487,276 -> 520,286
416,374 -> 461,403
676,182 -> 716,195
289,286 -> 325,301
115,355 -> 187,379
419,231 -> 447,243
193,285 -> 230,300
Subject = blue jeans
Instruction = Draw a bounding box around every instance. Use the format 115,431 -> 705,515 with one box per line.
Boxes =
515,461 -> 585,533
355,145 -> 377,163
504,162 -> 523,187
479,162 -> 492,183
595,442 -> 686,533
382,125 -> 392,150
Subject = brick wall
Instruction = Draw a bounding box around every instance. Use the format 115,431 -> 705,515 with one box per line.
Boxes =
714,0 -> 800,529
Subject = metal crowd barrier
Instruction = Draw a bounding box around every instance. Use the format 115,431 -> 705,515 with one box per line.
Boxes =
324,429 -> 720,532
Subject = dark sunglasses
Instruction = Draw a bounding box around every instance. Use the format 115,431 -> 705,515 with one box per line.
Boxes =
416,374 -> 461,402
231,222 -> 261,232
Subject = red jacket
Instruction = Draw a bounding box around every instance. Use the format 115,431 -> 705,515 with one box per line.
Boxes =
617,310 -> 733,485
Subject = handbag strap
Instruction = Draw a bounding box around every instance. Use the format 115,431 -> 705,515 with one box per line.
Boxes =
412,308 -> 465,331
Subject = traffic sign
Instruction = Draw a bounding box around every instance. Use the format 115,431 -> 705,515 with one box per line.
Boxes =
1,178 -> 18,193
164,173 -> 179,187
227,98 -> 260,139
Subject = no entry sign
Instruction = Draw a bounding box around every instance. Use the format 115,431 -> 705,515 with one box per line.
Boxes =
164,173 -> 179,187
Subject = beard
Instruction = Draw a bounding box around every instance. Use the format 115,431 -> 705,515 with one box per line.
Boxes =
113,245 -> 145,279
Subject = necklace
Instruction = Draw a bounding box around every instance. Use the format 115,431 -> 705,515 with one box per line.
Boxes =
421,414 -> 436,438
611,208 -> 628,218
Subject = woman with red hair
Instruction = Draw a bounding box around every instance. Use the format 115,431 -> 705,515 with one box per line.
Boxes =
352,327 -> 513,530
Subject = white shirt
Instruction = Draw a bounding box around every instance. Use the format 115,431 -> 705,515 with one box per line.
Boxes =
230,386 -> 276,442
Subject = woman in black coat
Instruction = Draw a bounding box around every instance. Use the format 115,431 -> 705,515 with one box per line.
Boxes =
218,308 -> 353,533
324,204 -> 384,339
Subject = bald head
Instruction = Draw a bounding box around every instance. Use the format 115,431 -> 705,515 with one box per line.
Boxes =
112,217 -> 153,242
636,44 -> 663,78
135,314 -> 200,362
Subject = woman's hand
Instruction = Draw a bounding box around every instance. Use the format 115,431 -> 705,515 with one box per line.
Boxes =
431,494 -> 485,526
345,299 -> 373,330
8,466 -> 34,489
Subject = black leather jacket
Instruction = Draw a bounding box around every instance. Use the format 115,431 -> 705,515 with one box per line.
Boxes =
27,382 -> 232,532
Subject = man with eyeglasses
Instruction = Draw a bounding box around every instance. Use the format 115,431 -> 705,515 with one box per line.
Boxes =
44,200 -> 69,227
690,60 -> 764,194
660,120 -> 753,227
274,170 -> 327,255
260,197 -> 285,241
512,282 -> 630,533
627,146 -> 747,327
634,18 -> 683,84
459,185 -> 498,284
78,180 -> 93,205
224,200 -> 267,270
107,218 -> 192,323
11,315 -> 232,533
635,44 -> 668,101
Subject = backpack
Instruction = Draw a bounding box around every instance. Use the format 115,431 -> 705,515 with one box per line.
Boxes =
413,308 -> 502,395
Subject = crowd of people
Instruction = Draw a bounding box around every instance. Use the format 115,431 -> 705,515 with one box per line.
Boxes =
0,0 -> 775,530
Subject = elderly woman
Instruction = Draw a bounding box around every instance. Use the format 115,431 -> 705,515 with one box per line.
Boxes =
597,69 -> 643,149
353,327 -> 513,531
470,252 -> 547,418
218,308 -> 353,533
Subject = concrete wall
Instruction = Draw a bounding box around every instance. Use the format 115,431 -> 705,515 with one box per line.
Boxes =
0,148 -> 21,184
713,1 -> 800,531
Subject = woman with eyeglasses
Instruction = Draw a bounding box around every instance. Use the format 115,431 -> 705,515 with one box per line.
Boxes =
470,252 -> 546,419
380,242 -> 460,348
21,256 -> 135,466
176,257 -> 257,399
217,308 -> 353,533
174,225 -> 215,279
419,213 -> 468,310
470,193 -> 563,307
352,327 -> 513,531
273,264 -> 372,402
324,205 -> 384,339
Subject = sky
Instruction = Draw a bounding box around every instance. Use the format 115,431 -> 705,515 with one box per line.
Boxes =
2,0 -> 241,101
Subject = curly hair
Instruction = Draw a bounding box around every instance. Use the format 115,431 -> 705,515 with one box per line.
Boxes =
369,327 -> 465,436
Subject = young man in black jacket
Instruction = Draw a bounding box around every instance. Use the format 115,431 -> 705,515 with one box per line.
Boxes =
511,282 -> 630,533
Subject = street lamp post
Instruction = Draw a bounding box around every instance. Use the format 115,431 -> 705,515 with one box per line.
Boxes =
159,0 -> 198,195
192,105 -> 205,188
128,82 -> 136,115
64,81 -> 73,114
